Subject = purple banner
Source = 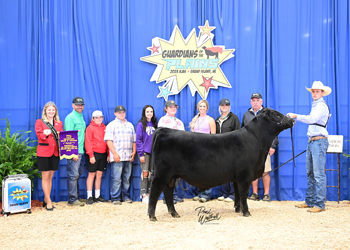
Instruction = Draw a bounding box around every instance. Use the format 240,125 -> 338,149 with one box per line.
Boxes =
59,130 -> 79,160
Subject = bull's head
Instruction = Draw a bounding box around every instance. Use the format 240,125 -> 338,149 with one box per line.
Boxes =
262,108 -> 295,129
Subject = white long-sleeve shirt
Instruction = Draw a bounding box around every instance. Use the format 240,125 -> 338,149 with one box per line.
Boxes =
296,97 -> 330,137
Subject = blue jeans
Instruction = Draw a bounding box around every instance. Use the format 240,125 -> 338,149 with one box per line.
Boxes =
110,161 -> 132,201
221,183 -> 235,200
305,139 -> 328,209
198,188 -> 212,200
67,154 -> 85,204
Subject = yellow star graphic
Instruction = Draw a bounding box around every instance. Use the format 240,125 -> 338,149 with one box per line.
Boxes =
199,21 -> 215,36
141,22 -> 235,100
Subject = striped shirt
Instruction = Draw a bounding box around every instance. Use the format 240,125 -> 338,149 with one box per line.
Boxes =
104,118 -> 136,162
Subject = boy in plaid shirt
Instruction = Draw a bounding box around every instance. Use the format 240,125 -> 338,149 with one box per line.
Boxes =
104,105 -> 136,205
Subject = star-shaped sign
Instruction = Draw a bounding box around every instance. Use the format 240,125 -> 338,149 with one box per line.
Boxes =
200,76 -> 215,92
148,44 -> 160,54
199,21 -> 215,36
141,21 -> 235,100
157,85 -> 172,101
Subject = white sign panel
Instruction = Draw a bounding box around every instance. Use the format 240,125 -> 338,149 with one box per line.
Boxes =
327,135 -> 343,153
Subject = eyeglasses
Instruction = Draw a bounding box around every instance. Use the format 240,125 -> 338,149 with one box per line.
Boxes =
221,104 -> 230,107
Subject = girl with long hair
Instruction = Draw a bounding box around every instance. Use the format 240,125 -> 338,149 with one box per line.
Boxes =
136,105 -> 158,204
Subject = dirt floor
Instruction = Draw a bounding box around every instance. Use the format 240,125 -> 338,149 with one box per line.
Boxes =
1,199 -> 350,250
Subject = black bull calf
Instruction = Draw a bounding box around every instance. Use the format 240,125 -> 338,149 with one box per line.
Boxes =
148,108 -> 295,221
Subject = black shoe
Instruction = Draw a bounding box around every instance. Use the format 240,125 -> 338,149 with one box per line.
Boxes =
86,197 -> 95,205
43,201 -> 47,208
248,193 -> 259,201
262,194 -> 270,202
46,207 -> 54,211
94,196 -> 108,203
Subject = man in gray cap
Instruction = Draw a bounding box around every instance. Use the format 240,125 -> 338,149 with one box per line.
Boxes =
242,93 -> 278,202
104,105 -> 136,205
158,100 -> 185,203
64,97 -> 87,206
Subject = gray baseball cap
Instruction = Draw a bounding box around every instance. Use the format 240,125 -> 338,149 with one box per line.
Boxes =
165,100 -> 178,107
115,105 -> 126,112
251,93 -> 262,99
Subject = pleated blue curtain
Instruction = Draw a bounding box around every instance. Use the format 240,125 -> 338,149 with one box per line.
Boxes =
0,0 -> 349,201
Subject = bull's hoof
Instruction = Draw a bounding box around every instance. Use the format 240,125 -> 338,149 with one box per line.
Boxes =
149,216 -> 158,222
243,211 -> 251,217
171,211 -> 180,218
235,207 -> 241,213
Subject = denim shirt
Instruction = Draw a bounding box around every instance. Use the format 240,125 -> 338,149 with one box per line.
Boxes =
296,97 -> 330,137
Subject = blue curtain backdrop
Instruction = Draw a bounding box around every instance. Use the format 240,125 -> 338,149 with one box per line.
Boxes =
0,0 -> 349,202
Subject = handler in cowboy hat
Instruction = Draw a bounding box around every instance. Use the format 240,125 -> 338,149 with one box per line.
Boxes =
287,81 -> 331,213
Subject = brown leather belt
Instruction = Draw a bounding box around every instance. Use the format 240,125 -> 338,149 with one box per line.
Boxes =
308,136 -> 327,143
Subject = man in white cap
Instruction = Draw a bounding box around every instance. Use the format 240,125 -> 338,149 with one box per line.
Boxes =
287,81 -> 331,213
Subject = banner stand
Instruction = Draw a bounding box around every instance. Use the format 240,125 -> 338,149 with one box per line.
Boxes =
325,135 -> 344,204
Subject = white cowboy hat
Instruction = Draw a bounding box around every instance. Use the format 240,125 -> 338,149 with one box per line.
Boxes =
305,81 -> 332,96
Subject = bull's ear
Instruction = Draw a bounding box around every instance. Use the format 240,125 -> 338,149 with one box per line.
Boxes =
263,110 -> 271,121
263,115 -> 270,121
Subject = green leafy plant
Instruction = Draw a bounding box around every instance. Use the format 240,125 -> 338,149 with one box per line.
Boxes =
0,117 -> 40,194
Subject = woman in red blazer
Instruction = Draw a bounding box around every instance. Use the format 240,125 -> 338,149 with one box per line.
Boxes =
35,101 -> 63,211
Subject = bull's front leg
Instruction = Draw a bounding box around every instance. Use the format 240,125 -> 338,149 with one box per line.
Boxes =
163,185 -> 180,218
237,181 -> 251,217
148,177 -> 166,221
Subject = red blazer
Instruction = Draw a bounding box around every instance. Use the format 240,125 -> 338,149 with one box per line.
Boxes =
35,119 -> 63,157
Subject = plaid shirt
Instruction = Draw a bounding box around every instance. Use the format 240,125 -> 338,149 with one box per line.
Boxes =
104,118 -> 136,162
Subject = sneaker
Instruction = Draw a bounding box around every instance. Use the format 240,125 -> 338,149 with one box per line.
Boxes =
86,197 -> 95,205
218,196 -> 225,201
142,194 -> 149,204
94,196 -> 108,203
113,200 -> 122,205
192,196 -> 200,201
262,194 -> 270,202
199,198 -> 207,203
224,197 -> 234,203
307,207 -> 325,213
295,203 -> 311,208
68,200 -> 85,206
174,196 -> 183,202
248,193 -> 259,201
79,198 -> 87,202
124,198 -> 133,203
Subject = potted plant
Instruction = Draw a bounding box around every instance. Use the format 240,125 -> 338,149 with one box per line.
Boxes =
0,118 -> 40,199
